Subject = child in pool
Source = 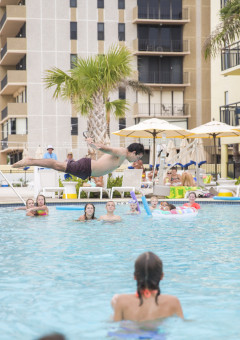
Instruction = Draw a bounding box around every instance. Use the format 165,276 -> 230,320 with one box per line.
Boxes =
128,199 -> 139,214
27,195 -> 49,216
111,252 -> 183,321
159,201 -> 169,210
149,196 -> 158,211
183,192 -> 201,210
14,198 -> 37,216
77,203 -> 97,221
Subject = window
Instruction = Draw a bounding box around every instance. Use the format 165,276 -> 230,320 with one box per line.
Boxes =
97,0 -> 104,8
119,87 -> 126,100
118,23 -> 125,41
71,117 -> 78,135
70,22 -> 77,40
118,0 -> 125,9
70,0 -> 77,7
119,118 -> 126,130
16,23 -> 26,38
70,54 -> 77,69
16,87 -> 27,103
98,23 -> 104,40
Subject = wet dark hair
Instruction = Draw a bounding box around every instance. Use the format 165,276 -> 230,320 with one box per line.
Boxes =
36,194 -> 46,206
37,333 -> 66,340
127,143 -> 144,155
84,203 -> 96,220
189,191 -> 197,198
134,252 -> 163,306
167,203 -> 176,210
171,166 -> 177,171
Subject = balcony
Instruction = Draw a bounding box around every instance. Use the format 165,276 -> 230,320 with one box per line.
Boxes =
0,70 -> 27,95
1,134 -> 27,152
0,38 -> 26,66
0,5 -> 26,37
0,1 -> 21,5
1,102 -> 27,122
220,101 -> 240,126
133,39 -> 190,56
133,103 -> 190,118
221,41 -> 240,76
139,71 -> 190,87
133,6 -> 189,25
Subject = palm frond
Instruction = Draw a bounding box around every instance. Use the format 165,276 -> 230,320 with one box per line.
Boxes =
204,11 -> 240,58
105,99 -> 129,118
126,80 -> 152,95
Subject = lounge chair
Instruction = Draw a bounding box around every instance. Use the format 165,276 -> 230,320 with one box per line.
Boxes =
36,169 -> 66,199
78,174 -> 110,199
110,169 -> 143,199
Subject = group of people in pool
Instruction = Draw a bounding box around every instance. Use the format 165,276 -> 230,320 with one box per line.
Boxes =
15,194 -> 49,216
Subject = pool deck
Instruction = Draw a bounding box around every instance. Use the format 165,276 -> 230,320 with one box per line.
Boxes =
0,186 -> 239,206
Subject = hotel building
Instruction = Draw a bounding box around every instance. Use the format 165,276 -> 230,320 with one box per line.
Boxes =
0,0 -> 211,164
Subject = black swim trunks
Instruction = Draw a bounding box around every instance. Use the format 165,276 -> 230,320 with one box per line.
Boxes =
65,158 -> 91,180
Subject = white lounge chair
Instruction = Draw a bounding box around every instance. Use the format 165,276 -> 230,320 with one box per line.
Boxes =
110,169 -> 143,199
78,174 -> 110,199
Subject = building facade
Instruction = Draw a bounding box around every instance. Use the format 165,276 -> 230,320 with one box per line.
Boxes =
0,0 -> 211,164
210,0 -> 240,178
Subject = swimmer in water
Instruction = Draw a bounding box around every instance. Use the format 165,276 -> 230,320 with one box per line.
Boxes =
77,203 -> 97,221
128,199 -> 139,214
159,201 -> 169,211
149,196 -> 159,211
182,192 -> 201,210
111,252 -> 183,321
26,195 -> 49,216
98,201 -> 121,222
14,198 -> 37,216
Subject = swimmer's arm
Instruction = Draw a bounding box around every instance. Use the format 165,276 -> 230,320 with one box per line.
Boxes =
86,138 -> 126,157
113,297 -> 124,322
77,215 -> 85,221
173,297 -> 184,319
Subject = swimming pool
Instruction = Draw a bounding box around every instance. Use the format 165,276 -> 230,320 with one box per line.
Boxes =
0,204 -> 240,340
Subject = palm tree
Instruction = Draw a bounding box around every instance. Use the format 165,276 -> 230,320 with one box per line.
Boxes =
204,0 -> 240,58
44,45 -> 150,158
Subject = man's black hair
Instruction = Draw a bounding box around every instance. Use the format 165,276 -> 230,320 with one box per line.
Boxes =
127,143 -> 144,155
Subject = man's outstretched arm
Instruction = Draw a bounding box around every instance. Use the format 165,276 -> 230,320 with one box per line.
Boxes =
86,138 -> 126,157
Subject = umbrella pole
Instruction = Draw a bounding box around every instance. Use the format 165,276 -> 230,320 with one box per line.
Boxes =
213,134 -> 218,181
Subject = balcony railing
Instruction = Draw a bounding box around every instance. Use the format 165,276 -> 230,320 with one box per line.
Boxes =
138,39 -> 189,53
137,6 -> 188,20
140,71 -> 189,85
135,103 -> 189,117
221,41 -> 240,71
0,12 -> 6,30
1,106 -> 8,121
1,75 -> 8,90
1,138 -> 8,150
220,101 -> 240,126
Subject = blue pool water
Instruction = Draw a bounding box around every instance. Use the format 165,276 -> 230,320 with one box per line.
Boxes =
0,204 -> 240,340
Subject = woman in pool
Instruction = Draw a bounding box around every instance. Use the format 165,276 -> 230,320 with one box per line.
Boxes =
26,195 -> 49,216
77,203 -> 96,221
112,252 -> 183,321
15,198 -> 37,216
128,199 -> 139,214
183,192 -> 201,210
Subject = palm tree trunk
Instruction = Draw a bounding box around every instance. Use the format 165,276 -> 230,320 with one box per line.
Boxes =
87,91 -> 109,159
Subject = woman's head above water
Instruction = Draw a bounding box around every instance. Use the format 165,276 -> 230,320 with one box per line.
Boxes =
134,252 -> 163,305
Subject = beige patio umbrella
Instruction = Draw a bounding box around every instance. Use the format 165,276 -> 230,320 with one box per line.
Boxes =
187,121 -> 240,180
165,140 -> 177,166
113,118 -> 189,166
233,125 -> 240,131
35,146 -> 43,159
190,139 -> 206,167
23,147 -> 29,158
177,138 -> 194,168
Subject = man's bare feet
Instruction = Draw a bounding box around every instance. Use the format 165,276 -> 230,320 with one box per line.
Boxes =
12,158 -> 31,168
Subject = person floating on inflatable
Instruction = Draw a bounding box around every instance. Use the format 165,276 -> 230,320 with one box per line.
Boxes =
183,192 -> 201,210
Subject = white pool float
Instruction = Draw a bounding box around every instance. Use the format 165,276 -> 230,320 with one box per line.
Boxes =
152,207 -> 198,219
